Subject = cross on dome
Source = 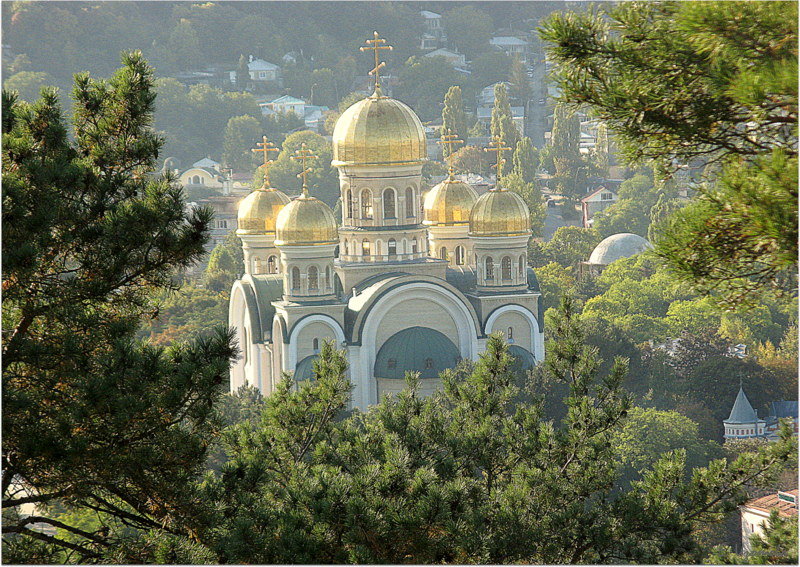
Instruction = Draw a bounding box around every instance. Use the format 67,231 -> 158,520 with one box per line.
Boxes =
251,135 -> 280,188
484,136 -> 512,188
437,130 -> 463,181
360,31 -> 393,94
291,143 -> 318,198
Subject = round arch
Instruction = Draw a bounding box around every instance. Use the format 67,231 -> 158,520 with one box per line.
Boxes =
484,304 -> 541,359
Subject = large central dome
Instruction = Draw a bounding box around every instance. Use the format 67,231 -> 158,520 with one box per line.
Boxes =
332,89 -> 427,167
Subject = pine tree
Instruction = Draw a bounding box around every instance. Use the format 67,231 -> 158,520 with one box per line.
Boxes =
491,83 -> 520,175
2,53 -> 235,562
441,85 -> 468,156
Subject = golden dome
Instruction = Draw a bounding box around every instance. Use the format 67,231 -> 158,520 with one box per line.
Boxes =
274,195 -> 338,246
331,89 -> 427,167
237,188 -> 291,235
469,189 -> 531,237
423,178 -> 478,226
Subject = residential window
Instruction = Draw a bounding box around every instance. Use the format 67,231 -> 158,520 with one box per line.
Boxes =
601,192 -> 613,201
217,219 -> 228,229
259,71 -> 266,78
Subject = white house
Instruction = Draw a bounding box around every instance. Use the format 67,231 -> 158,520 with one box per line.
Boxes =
580,187 -> 617,228
740,490 -> 797,555
479,82 -> 512,106
260,95 -> 306,118
423,48 -> 466,67
420,10 -> 446,50
229,55 -> 281,85
490,36 -> 529,62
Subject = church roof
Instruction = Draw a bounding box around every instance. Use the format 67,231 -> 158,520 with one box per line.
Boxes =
587,233 -> 652,265
374,326 -> 460,379
294,354 -> 318,381
770,400 -> 799,419
725,387 -> 760,424
244,274 -> 284,341
508,345 -> 536,371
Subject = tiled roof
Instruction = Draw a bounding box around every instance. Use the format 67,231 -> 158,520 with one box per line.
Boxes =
744,489 -> 798,518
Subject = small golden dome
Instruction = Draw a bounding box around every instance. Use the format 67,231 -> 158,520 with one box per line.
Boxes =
423,178 -> 479,226
274,195 -> 338,246
469,189 -> 531,237
237,188 -> 291,235
331,90 -> 427,167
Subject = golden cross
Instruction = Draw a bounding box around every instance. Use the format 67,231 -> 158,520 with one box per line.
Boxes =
251,135 -> 280,187
484,136 -> 512,185
291,143 -> 318,197
437,130 -> 463,180
360,31 -> 393,93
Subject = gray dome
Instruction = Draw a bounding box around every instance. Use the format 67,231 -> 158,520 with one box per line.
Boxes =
375,326 -> 460,379
588,233 -> 652,265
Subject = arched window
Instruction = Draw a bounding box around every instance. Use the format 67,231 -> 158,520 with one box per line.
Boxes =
325,266 -> 331,289
345,188 -> 353,219
485,257 -> 494,280
501,256 -> 512,281
455,246 -> 465,265
362,239 -> 371,258
267,255 -> 278,274
383,188 -> 396,219
507,327 -> 514,340
412,238 -> 418,254
360,189 -> 373,219
405,187 -> 415,217
313,338 -> 319,352
424,358 -> 434,369
192,175 -> 200,184
253,257 -> 264,274
308,266 -> 318,290
388,238 -> 397,258
291,266 -> 301,291
439,246 -> 448,261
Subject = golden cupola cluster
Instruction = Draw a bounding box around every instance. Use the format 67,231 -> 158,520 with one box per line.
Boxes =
423,178 -> 479,226
469,188 -> 531,237
237,187 -> 291,235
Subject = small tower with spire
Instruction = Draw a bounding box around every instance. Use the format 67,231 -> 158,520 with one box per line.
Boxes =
723,385 -> 766,439
422,131 -> 478,266
236,135 -> 290,276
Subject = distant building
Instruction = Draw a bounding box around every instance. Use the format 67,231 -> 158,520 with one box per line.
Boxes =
723,387 -> 799,440
423,48 -> 466,67
578,233 -> 652,278
740,489 -> 798,555
230,55 -> 281,86
490,36 -> 529,63
420,10 -> 447,50
580,187 -> 617,228
478,82 -> 512,106
259,96 -> 329,131
476,105 -> 524,135
180,157 -> 225,192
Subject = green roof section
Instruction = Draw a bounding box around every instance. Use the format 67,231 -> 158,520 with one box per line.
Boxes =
508,345 -> 536,371
294,354 -> 318,382
375,326 -> 460,379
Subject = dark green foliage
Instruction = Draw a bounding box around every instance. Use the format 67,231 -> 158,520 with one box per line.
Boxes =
512,136 -> 539,184
222,115 -> 262,171
706,512 -> 798,564
2,53 -> 236,562
508,57 -> 532,104
541,1 -> 798,305
395,55 -> 466,123
204,231 -> 244,294
441,86 -> 468,155
203,297 -> 794,563
490,83 -> 520,174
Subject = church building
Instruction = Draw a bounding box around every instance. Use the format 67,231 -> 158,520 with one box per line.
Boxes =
228,34 -> 544,410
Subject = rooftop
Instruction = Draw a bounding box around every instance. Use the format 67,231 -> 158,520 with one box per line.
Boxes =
744,489 -> 798,518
